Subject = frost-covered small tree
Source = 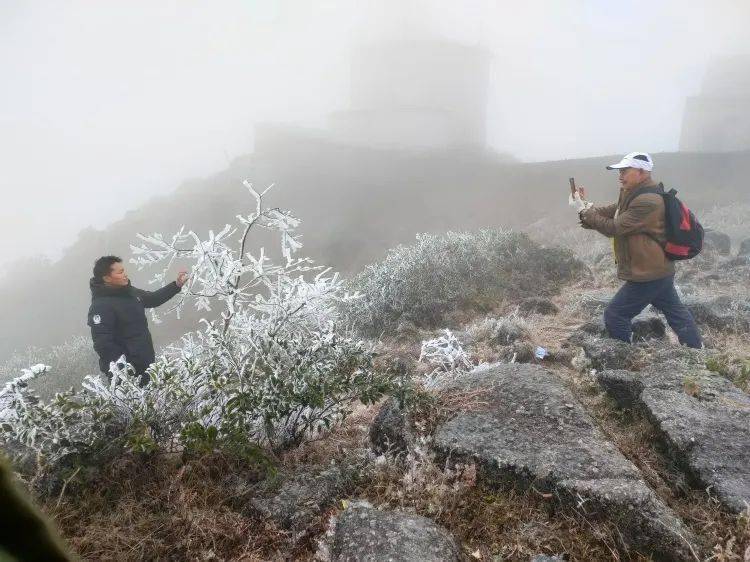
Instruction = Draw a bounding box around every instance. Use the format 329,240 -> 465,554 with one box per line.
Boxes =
129,181 -> 389,447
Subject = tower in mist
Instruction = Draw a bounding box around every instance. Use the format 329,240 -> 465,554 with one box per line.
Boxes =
679,55 -> 750,152
328,40 -> 491,151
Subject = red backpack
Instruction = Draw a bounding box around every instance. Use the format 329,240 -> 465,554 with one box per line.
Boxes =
642,185 -> 704,260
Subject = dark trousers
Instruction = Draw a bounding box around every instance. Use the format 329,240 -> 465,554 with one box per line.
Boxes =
604,274 -> 702,348
101,364 -> 150,387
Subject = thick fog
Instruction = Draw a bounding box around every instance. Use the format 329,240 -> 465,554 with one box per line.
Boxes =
1,0 -> 749,270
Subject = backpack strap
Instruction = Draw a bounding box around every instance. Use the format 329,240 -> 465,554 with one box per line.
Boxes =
631,184 -> 669,250
636,183 -> 671,197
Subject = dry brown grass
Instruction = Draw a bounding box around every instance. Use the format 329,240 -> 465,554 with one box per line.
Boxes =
358,450 -> 653,561
42,453 -> 288,561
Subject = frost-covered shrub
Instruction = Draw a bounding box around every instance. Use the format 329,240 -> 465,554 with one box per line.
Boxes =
345,229 -> 582,336
468,315 -> 531,346
162,312 -> 388,449
0,182 -> 394,489
0,336 -> 100,400
526,219 -> 611,266
0,365 -> 127,488
419,330 -> 473,384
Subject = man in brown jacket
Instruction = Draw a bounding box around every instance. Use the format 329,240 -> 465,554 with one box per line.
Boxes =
579,152 -> 702,348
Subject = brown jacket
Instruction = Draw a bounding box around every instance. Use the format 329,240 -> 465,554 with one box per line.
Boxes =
582,182 -> 674,282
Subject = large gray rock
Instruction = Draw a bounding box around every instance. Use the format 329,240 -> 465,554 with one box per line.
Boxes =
432,364 -> 696,560
631,313 -> 667,342
251,463 -> 361,538
739,238 -> 750,257
598,356 -> 750,514
567,331 -> 645,371
704,230 -> 732,255
684,295 -> 750,333
330,501 -> 461,562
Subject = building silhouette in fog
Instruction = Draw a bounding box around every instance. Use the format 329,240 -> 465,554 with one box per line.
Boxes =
255,39 -> 492,154
329,40 -> 490,150
680,55 -> 750,152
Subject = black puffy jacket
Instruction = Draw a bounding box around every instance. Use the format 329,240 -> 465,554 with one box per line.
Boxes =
87,278 -> 181,375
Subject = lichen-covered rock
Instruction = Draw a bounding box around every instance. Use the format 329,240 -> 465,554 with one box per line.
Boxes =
370,397 -> 412,455
597,370 -> 644,409
518,297 -> 559,316
567,331 -> 645,371
250,462 -> 363,538
704,230 -> 732,255
330,501 -> 461,562
432,364 -> 696,560
684,295 -> 750,333
598,355 -> 750,515
631,313 -> 667,342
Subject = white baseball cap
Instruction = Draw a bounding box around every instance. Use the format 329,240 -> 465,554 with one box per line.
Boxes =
606,152 -> 654,171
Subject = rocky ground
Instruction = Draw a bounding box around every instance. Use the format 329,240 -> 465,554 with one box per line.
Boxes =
43,234 -> 750,561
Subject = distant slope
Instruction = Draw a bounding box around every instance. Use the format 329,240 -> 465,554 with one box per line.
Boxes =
1,141 -> 748,362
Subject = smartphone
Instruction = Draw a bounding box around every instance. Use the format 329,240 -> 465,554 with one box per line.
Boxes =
569,177 -> 577,196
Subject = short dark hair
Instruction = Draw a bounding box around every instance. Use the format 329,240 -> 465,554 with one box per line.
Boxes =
93,256 -> 122,281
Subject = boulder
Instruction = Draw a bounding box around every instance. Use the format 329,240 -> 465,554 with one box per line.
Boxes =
704,230 -> 731,255
598,355 -> 750,515
250,462 -> 362,539
597,370 -> 643,409
330,501 -> 461,562
518,297 -> 559,316
370,397 -> 412,455
684,295 -> 750,333
432,364 -> 696,560
567,331 -> 645,371
631,313 -> 667,342
739,238 -> 750,257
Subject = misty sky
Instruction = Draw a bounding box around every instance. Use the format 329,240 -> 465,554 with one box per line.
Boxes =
2,0 -> 749,269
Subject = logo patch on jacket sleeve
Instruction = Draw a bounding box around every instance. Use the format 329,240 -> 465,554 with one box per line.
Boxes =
93,314 -> 101,325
